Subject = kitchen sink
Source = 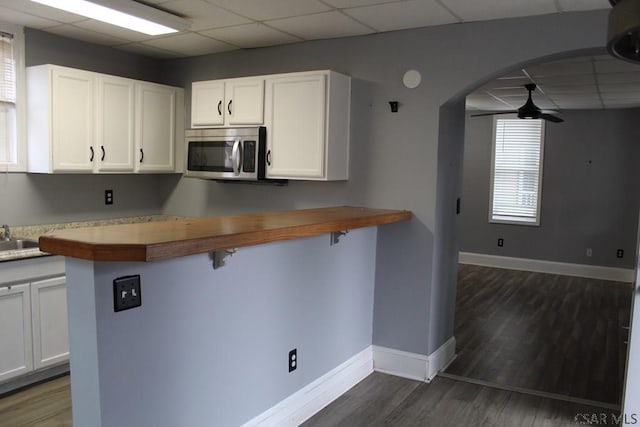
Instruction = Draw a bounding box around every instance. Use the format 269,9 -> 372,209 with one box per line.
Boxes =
0,239 -> 39,251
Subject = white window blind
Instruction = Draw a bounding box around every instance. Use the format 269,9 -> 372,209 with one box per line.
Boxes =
0,30 -> 16,164
490,118 -> 544,225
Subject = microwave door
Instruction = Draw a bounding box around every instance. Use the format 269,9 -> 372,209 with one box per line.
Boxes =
188,140 -> 236,174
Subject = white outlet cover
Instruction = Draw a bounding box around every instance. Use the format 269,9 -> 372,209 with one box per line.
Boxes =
403,69 -> 421,89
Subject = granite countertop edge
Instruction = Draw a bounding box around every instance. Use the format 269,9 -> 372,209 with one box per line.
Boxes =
1,215 -> 184,263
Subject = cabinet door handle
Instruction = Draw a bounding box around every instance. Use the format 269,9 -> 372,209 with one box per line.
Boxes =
139,148 -> 144,163
228,100 -> 232,115
89,146 -> 94,162
101,145 -> 105,161
266,149 -> 271,166
217,100 -> 222,116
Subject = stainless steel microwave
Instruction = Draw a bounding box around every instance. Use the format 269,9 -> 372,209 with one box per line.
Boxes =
185,127 -> 266,181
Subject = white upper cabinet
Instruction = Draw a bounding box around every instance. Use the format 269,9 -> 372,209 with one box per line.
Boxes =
135,82 -> 176,172
191,77 -> 264,128
96,76 -> 135,172
27,64 -> 183,174
50,67 -> 95,172
264,71 -> 350,181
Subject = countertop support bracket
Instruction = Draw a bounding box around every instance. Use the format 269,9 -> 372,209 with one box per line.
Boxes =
210,249 -> 237,269
331,230 -> 349,246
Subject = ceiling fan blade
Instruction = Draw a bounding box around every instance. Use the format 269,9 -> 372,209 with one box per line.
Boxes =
540,113 -> 564,123
470,111 -> 517,117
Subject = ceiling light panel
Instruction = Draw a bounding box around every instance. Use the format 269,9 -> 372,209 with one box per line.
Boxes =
30,0 -> 190,35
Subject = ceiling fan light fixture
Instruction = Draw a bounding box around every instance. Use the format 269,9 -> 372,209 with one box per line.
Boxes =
30,0 -> 190,36
607,0 -> 640,63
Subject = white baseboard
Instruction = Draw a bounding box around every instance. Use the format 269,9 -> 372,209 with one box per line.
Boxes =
426,337 -> 456,381
372,346 -> 428,382
373,337 -> 456,383
242,346 -> 373,427
459,252 -> 634,283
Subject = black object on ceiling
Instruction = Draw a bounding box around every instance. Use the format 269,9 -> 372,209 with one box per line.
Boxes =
608,0 -> 640,64
471,84 -> 564,123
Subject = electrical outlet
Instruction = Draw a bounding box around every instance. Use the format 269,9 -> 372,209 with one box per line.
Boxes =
586,248 -> 592,257
497,238 -> 504,247
113,275 -> 141,312
105,189 -> 113,205
288,349 -> 297,372
617,249 -> 624,258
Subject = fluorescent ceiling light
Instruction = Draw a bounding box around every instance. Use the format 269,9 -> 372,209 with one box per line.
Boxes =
31,0 -> 190,36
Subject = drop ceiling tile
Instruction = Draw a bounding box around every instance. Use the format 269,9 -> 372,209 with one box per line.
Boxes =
600,92 -> 640,101
73,20 -> 155,43
534,74 -> 595,86
143,32 -> 237,56
45,25 -> 128,46
343,0 -> 458,32
603,99 -> 640,108
323,0 -> 402,6
541,84 -> 598,94
115,42 -> 185,59
599,82 -> 640,92
207,0 -> 330,21
266,11 -> 373,40
556,0 -> 609,12
598,72 -> 640,84
593,58 -> 640,74
0,0 -> 86,23
441,0 -> 557,22
200,23 -> 301,48
0,6 -> 61,28
159,0 -> 251,31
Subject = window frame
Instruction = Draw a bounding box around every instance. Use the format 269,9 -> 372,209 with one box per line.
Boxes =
488,114 -> 545,227
0,21 -> 26,172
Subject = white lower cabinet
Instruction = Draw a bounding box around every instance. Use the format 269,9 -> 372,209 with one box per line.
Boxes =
0,273 -> 69,383
0,283 -> 33,382
31,277 -> 69,369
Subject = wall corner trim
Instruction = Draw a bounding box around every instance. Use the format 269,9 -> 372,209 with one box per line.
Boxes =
426,337 -> 456,381
459,252 -> 635,283
241,346 -> 373,427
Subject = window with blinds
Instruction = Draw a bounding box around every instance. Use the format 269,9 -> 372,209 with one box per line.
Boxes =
0,29 -> 17,165
489,117 -> 545,225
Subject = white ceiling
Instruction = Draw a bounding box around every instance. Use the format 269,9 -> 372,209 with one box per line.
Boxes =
0,0 -> 610,58
467,54 -> 640,111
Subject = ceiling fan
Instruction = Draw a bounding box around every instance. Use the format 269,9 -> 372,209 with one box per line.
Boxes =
471,83 -> 564,123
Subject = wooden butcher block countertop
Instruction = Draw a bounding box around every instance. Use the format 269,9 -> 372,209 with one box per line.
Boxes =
38,206 -> 412,262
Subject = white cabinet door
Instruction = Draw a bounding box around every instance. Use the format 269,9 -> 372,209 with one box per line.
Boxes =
31,277 -> 69,369
191,80 -> 224,127
51,67 -> 94,172
135,82 -> 176,172
0,283 -> 33,382
265,73 -> 326,179
96,76 -> 135,172
226,78 -> 264,125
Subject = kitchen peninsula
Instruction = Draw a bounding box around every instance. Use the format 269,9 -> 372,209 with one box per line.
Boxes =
40,206 -> 411,427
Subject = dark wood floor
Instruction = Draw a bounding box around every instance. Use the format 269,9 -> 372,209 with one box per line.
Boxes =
445,264 -> 632,405
303,372 -> 616,426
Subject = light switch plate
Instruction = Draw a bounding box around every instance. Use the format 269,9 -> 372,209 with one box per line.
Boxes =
113,275 -> 142,312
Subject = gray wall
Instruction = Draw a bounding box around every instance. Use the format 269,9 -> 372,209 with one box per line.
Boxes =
160,10 -> 610,354
67,229 -> 377,427
459,109 -> 640,269
0,29 -> 180,226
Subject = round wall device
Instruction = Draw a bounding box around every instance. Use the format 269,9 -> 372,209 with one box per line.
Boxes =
403,70 -> 422,89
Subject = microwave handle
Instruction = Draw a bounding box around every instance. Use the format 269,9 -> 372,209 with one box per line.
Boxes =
232,138 -> 242,176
